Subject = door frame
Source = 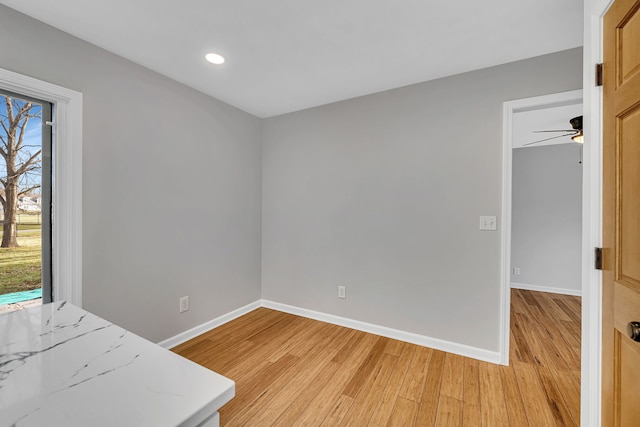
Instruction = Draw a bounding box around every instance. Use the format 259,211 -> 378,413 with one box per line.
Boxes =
582,0 -> 614,425
500,89 -> 584,366
0,68 -> 83,306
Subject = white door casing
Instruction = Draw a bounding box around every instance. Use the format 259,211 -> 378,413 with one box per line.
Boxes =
0,67 -> 82,306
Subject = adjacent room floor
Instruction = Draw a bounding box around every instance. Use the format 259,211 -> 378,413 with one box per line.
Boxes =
173,289 -> 581,426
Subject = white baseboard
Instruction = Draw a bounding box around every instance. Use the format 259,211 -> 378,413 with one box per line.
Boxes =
261,300 -> 502,365
157,300 -> 262,349
511,282 -> 582,297
159,298 -> 503,365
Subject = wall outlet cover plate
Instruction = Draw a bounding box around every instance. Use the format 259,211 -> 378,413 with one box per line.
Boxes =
479,216 -> 497,231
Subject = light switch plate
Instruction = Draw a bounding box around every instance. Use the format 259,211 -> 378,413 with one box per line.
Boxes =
480,216 -> 497,231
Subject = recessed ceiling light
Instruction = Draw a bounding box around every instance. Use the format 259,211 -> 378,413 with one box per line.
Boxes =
205,53 -> 225,65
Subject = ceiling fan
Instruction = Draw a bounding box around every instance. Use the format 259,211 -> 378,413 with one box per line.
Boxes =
523,115 -> 583,146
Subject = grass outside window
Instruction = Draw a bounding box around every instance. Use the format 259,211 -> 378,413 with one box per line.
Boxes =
0,217 -> 42,295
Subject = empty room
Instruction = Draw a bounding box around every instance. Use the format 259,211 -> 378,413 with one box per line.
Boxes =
0,0 -> 638,426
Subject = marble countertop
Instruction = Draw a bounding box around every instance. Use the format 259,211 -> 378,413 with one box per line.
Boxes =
0,301 -> 234,427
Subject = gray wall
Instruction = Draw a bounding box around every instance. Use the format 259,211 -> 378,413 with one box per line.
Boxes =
0,4 -> 583,352
0,5 -> 262,343
511,144 -> 582,293
262,48 -> 582,352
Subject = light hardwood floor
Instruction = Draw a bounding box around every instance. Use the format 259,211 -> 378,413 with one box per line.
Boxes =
173,289 -> 581,426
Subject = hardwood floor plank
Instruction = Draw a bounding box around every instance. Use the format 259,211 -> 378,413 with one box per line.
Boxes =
536,365 -> 578,427
399,345 -> 433,402
520,289 -> 542,308
172,338 -> 214,360
514,291 -> 582,375
499,365 -> 529,426
221,320 -> 310,382
264,317 -> 319,363
368,344 -> 416,426
294,332 -> 388,426
553,298 -> 581,324
512,360 -> 558,427
291,366 -> 356,426
415,350 -> 446,426
325,326 -> 359,350
513,311 -> 552,368
556,318 -> 581,349
341,336 -> 389,398
332,330 -> 366,364
526,306 -> 573,372
292,334 -> 381,426
387,397 -> 419,427
553,369 -> 581,425
462,358 -> 480,406
435,395 -> 463,427
536,291 -> 572,322
222,359 -> 273,392
339,352 -> 399,426
461,359 -> 481,427
478,362 -> 509,427
291,370 -> 355,426
384,338 -> 406,356
173,308 -> 284,360
527,302 -> 567,341
440,353 -> 465,401
511,289 -> 529,315
536,340 -> 570,374
219,353 -> 299,423
287,321 -> 341,358
320,395 -> 354,426
562,316 -> 582,339
270,360 -> 341,427
563,296 -> 582,319
462,403 -> 481,427
225,346 -> 339,426
208,308 -> 283,341
340,333 -> 384,366
246,314 -> 306,346
510,312 -> 535,364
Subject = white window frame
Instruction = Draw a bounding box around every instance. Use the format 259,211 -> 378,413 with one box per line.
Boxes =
0,68 -> 82,306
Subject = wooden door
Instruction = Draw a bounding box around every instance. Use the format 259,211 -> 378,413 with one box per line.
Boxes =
602,0 -> 640,425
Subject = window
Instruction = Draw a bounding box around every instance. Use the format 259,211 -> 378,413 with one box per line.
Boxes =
0,89 -> 52,307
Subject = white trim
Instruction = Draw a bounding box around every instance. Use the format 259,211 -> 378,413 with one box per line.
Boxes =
158,299 -> 501,364
262,300 -> 502,365
0,68 -> 82,306
582,1 -> 612,425
511,282 -> 582,297
501,89 -> 583,367
500,99 -> 514,366
157,300 -> 262,349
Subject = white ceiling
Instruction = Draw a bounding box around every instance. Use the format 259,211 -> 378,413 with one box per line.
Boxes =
2,0 -> 584,118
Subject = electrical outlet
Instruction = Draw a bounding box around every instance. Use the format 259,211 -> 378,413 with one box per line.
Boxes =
179,296 -> 189,313
513,267 -> 521,275
338,285 -> 346,299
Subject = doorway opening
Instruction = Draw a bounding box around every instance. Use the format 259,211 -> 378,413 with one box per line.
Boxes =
501,89 -> 584,360
0,89 -> 52,313
0,67 -> 83,309
501,89 -> 584,421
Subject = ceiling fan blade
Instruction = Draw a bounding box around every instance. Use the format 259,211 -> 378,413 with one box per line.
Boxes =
532,129 -> 577,133
522,133 -> 577,146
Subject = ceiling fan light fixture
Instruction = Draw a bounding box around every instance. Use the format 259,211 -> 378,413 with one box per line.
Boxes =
572,130 -> 584,143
